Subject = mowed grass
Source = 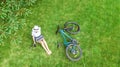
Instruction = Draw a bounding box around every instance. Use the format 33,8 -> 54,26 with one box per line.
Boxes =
0,0 -> 120,67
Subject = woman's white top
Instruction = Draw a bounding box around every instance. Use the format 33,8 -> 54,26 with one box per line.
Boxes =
32,27 -> 41,37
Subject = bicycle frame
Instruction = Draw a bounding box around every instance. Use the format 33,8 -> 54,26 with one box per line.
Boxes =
59,29 -> 73,47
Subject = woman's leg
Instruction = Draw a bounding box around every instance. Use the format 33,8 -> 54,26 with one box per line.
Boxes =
38,40 -> 49,54
42,38 -> 51,53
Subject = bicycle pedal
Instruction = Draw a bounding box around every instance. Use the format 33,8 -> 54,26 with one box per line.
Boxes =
57,43 -> 61,48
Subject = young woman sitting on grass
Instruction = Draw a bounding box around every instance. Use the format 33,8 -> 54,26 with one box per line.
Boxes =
32,25 -> 52,55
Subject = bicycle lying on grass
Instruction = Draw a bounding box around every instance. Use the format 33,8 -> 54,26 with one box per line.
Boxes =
56,22 -> 82,61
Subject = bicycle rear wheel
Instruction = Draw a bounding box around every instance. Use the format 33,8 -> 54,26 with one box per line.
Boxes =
64,22 -> 80,34
66,44 -> 82,61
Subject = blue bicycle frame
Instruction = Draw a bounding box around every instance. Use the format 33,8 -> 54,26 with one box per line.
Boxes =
59,29 -> 73,47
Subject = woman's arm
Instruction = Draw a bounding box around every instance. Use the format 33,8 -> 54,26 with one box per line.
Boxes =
32,36 -> 36,44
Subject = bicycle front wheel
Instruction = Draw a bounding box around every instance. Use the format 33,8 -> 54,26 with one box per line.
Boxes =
64,22 -> 80,34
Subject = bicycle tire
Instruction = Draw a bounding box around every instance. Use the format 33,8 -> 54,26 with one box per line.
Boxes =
64,22 -> 80,34
66,44 -> 82,61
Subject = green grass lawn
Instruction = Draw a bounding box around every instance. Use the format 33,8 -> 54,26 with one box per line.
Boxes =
0,0 -> 120,67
